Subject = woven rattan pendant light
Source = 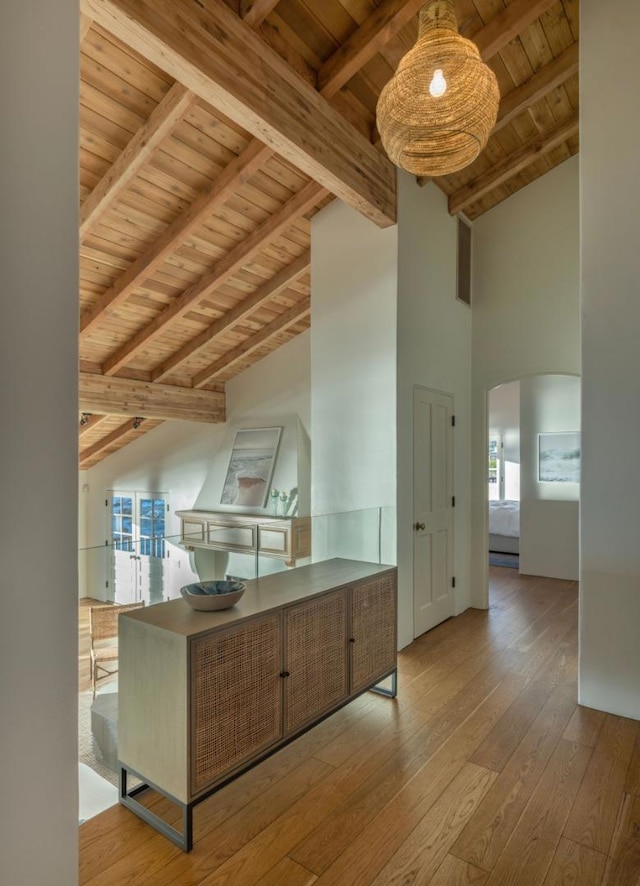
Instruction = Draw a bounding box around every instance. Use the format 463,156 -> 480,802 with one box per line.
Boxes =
376,0 -> 500,177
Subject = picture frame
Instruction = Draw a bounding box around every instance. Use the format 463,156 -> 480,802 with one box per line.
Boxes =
220,427 -> 282,508
538,431 -> 581,483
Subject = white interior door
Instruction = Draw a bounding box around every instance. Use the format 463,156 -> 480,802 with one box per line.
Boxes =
108,492 -> 169,604
413,387 -> 454,638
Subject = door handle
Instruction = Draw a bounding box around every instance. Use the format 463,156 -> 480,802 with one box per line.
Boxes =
414,522 -> 425,531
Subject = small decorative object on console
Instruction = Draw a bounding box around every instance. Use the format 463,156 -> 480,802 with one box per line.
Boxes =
180,580 -> 246,611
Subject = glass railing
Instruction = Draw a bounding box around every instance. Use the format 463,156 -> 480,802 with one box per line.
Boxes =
78,506 -> 396,606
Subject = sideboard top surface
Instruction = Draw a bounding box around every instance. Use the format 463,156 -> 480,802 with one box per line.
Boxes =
122,558 -> 396,639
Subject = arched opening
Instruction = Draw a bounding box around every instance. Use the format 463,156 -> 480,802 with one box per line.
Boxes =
486,373 -> 580,595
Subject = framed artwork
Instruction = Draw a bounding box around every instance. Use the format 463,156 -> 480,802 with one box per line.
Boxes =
220,427 -> 282,507
538,432 -> 581,483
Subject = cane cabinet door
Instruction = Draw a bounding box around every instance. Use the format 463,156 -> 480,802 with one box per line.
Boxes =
190,613 -> 282,797
283,589 -> 349,736
349,573 -> 397,695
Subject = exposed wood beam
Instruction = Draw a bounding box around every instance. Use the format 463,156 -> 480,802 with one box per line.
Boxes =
257,19 -> 317,88
81,0 -> 396,228
448,113 -> 579,215
494,43 -> 580,134
79,419 -> 145,466
102,181 -> 324,375
475,0 -> 560,61
79,83 -> 195,241
79,413 -> 108,437
79,373 -> 226,422
240,0 -> 279,29
318,0 -> 425,97
152,250 -> 310,383
192,299 -> 310,388
80,13 -> 93,43
80,138 -> 271,337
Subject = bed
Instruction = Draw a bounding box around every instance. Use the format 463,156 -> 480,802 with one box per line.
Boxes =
489,499 -> 520,554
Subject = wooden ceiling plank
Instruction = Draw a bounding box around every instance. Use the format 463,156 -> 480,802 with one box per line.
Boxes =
152,249 -> 310,382
448,112 -> 579,215
192,298 -> 311,387
80,83 -> 196,240
79,372 -> 226,422
240,0 -> 280,29
80,13 -> 94,43
494,43 -> 579,134
80,138 -> 272,337
79,419 -> 140,464
81,0 -> 396,227
317,0 -> 425,97
474,0 -> 560,61
101,180 -> 324,375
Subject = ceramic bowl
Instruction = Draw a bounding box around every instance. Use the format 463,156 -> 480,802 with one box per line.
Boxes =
180,580 -> 246,611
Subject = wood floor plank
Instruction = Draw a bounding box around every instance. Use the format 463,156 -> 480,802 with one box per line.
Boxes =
255,856 -> 317,885
563,705 -> 606,748
601,794 -> 640,886
310,673 -> 526,885
541,837 -> 607,886
482,739 -> 593,886
290,656 -> 525,876
109,756 -> 332,886
370,763 -> 497,885
625,726 -> 640,797
452,682 -> 579,872
428,855 -> 489,885
563,713 -> 638,854
470,639 -> 578,773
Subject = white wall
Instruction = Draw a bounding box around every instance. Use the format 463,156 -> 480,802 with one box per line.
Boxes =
579,0 -> 640,719
396,174 -> 472,647
84,332 -> 311,598
519,375 -> 580,580
310,199 -> 398,517
0,2 -> 79,883
471,156 -> 580,606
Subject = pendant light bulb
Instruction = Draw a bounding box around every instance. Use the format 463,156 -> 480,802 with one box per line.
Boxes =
429,68 -> 447,98
376,0 -> 500,176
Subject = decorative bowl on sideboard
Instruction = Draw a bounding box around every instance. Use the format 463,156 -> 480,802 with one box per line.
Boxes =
180,580 -> 246,611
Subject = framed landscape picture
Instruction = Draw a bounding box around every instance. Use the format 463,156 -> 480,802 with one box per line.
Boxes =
220,427 -> 282,508
538,432 -> 581,483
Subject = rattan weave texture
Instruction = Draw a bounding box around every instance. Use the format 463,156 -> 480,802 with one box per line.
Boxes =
284,590 -> 349,735
376,0 -> 499,176
191,614 -> 282,795
350,574 -> 397,694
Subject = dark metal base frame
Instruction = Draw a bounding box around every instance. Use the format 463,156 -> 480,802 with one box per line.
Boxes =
120,766 -> 194,851
119,667 -> 398,852
370,668 -> 397,698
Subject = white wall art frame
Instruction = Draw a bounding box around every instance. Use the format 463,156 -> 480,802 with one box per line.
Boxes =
538,431 -> 581,483
220,427 -> 282,507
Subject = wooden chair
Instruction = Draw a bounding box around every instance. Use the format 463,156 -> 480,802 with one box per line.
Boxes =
89,602 -> 144,698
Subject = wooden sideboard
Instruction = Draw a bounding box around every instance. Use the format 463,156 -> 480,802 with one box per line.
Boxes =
118,558 -> 397,850
175,509 -> 311,566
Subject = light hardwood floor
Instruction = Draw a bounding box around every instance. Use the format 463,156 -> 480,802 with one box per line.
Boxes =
78,569 -> 640,885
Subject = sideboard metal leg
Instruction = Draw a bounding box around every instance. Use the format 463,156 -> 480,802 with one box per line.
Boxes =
370,669 -> 397,699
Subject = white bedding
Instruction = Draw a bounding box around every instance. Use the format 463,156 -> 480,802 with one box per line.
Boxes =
489,499 -> 520,538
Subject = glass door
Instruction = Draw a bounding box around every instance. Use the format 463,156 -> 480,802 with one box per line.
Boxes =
107,491 -> 169,605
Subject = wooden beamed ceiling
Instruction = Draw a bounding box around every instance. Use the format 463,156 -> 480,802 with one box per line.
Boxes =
78,0 -> 579,466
